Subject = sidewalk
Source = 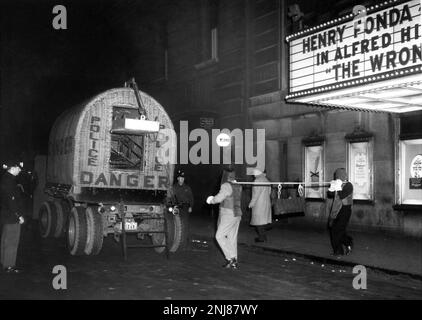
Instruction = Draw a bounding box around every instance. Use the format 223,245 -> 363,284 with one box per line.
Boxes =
190,214 -> 422,278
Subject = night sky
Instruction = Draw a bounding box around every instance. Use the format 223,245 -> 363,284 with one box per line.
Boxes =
0,0 -> 162,161
0,0 -> 371,163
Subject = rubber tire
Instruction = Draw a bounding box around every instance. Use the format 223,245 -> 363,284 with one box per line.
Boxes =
67,206 -> 88,256
178,210 -> 190,250
84,206 -> 104,255
53,200 -> 70,238
38,201 -> 57,239
152,212 -> 186,253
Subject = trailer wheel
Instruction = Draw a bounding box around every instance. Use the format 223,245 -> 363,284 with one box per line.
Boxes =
53,200 -> 70,238
152,212 -> 185,253
84,206 -> 104,255
178,211 -> 190,250
67,206 -> 88,256
38,201 -> 57,238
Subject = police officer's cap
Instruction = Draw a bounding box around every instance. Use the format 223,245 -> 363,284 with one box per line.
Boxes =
176,170 -> 185,178
2,157 -> 24,170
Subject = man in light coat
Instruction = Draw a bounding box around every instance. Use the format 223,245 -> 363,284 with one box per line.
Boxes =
248,168 -> 272,242
206,169 -> 242,269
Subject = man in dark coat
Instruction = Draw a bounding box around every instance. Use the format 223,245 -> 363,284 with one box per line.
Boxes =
172,170 -> 194,212
170,170 -> 194,249
0,159 -> 25,273
327,168 -> 354,256
16,166 -> 37,219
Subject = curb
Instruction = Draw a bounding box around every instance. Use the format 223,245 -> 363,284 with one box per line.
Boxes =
191,233 -> 422,281
244,243 -> 422,281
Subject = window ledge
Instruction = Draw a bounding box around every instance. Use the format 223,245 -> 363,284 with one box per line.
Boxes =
393,204 -> 422,212
194,58 -> 219,70
302,135 -> 325,146
305,198 -> 325,202
353,199 -> 375,205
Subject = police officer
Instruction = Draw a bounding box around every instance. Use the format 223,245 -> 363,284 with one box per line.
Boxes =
0,159 -> 25,273
171,170 -> 194,249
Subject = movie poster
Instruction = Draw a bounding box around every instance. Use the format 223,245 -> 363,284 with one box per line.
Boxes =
348,141 -> 373,200
304,145 -> 324,198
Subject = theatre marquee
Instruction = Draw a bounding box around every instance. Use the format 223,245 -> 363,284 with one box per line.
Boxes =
286,0 -> 422,113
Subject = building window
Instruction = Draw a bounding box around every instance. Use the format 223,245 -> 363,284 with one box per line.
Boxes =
195,0 -> 219,69
210,26 -> 218,61
347,139 -> 374,201
398,138 -> 422,205
395,112 -> 422,208
155,20 -> 168,81
303,142 -> 325,199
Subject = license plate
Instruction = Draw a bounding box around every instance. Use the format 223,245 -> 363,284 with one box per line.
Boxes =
125,221 -> 137,231
116,221 -> 137,231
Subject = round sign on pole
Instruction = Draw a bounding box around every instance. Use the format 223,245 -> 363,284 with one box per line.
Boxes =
216,133 -> 231,147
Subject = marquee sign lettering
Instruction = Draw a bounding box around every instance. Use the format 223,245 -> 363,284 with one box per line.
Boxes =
287,0 -> 421,96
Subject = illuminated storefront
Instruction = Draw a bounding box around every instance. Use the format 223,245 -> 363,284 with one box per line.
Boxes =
285,0 -> 421,233
395,113 -> 422,207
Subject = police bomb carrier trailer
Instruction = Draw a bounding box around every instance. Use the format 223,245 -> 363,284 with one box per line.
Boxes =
35,82 -> 186,256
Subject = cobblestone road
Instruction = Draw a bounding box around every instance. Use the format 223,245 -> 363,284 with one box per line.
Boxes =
0,230 -> 421,300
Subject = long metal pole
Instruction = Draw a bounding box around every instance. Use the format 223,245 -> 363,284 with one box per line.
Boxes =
120,201 -> 127,261
231,181 -> 331,187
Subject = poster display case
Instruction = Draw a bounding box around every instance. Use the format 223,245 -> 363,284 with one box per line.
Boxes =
398,138 -> 422,205
303,142 -> 325,199
347,139 -> 374,201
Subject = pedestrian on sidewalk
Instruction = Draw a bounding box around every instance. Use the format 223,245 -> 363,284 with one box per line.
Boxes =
248,168 -> 272,243
0,158 -> 26,273
206,168 -> 242,269
327,168 -> 354,257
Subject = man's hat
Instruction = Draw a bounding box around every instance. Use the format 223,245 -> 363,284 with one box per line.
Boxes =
176,169 -> 185,178
334,168 -> 347,181
221,168 -> 236,184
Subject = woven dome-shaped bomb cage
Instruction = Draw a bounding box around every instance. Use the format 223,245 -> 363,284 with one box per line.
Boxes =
41,87 -> 183,257
47,88 -> 175,190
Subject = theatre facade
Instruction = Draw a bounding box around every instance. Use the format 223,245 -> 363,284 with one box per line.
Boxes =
124,0 -> 421,237
270,0 -> 421,236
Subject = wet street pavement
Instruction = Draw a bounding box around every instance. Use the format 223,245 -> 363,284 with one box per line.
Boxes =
0,227 -> 421,300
